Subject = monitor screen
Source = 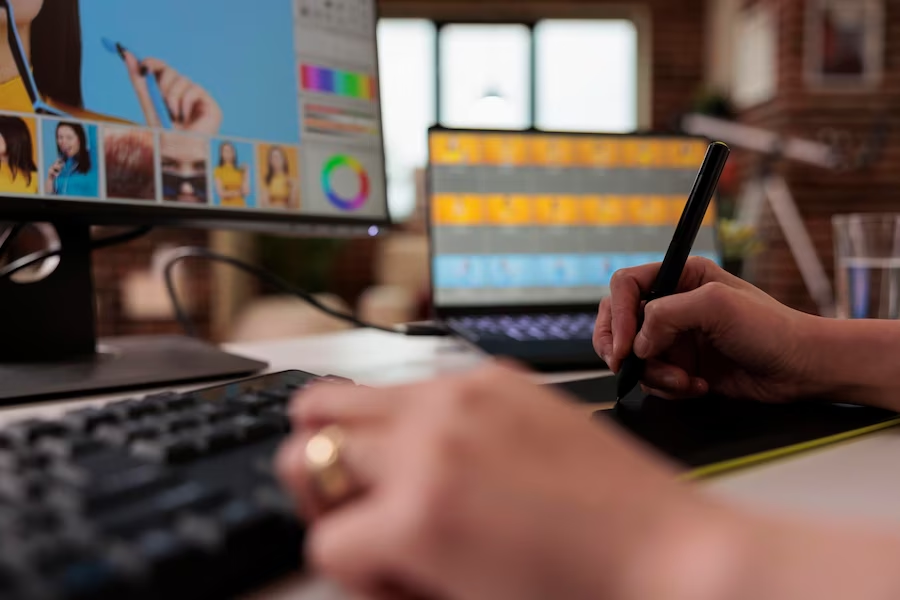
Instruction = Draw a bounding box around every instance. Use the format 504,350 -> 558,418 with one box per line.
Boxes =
428,129 -> 721,308
0,0 -> 387,227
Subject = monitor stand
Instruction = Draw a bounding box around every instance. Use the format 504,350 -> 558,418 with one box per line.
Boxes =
0,223 -> 267,405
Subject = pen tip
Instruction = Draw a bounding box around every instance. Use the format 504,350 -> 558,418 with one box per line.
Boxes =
615,396 -> 620,402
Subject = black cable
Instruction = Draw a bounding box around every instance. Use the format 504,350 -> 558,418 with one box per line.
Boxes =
161,247 -> 448,338
0,223 -> 24,259
0,225 -> 153,280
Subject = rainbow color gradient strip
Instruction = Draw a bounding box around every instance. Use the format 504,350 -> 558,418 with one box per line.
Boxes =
322,155 -> 370,211
301,64 -> 376,100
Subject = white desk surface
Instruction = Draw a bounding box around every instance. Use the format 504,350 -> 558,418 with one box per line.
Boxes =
8,330 -> 900,599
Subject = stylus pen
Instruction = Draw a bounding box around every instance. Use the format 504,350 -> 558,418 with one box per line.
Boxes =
615,141 -> 731,402
102,38 -> 174,129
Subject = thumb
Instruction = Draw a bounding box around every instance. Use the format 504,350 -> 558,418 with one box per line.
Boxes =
123,51 -> 161,128
633,282 -> 736,359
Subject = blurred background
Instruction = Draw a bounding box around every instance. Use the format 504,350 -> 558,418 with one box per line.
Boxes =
95,0 -> 897,343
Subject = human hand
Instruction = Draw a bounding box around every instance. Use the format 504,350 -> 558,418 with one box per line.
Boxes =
123,52 -> 222,135
277,364 -> 733,600
48,159 -> 63,179
594,257 -> 823,403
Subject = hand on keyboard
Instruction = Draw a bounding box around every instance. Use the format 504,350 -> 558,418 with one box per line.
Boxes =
277,363 -> 724,600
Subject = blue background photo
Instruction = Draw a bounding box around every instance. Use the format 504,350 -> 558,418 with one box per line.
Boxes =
41,119 -> 100,198
210,138 -> 257,208
80,0 -> 299,144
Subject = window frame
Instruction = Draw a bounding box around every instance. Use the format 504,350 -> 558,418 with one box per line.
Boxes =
379,2 -> 652,130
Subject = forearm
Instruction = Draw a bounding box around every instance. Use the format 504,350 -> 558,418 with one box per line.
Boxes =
810,318 -> 900,410
731,512 -> 900,600
623,499 -> 900,600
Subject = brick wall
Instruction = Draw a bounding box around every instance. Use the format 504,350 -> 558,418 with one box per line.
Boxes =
93,228 -> 212,340
741,0 -> 900,313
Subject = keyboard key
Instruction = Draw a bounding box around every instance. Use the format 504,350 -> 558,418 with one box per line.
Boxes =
61,408 -> 120,434
108,399 -> 161,420
101,482 -> 226,536
153,414 -> 203,434
145,393 -> 197,411
96,422 -> 161,446
194,403 -> 243,424
7,420 -> 69,445
0,471 -> 50,504
200,424 -> 243,453
50,451 -> 150,488
257,409 -> 291,433
259,388 -> 292,403
233,416 -> 282,442
38,437 -> 106,460
50,465 -> 180,515
0,448 -> 52,473
131,436 -> 202,465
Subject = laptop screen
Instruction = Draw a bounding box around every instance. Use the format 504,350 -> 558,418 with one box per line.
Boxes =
428,129 -> 721,309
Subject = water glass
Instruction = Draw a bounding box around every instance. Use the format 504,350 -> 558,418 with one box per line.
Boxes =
833,214 -> 900,319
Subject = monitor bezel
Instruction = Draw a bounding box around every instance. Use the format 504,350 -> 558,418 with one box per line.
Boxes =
0,0 -> 391,236
424,125 -> 723,317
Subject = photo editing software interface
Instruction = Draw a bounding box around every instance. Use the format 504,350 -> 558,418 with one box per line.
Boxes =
0,0 -> 386,221
429,131 -> 720,307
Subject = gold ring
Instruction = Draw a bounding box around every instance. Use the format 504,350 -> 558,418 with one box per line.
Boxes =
305,425 -> 354,506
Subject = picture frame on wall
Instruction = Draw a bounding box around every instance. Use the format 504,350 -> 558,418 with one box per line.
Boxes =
805,0 -> 884,89
732,4 -> 778,109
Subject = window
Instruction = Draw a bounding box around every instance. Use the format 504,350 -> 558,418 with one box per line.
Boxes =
440,24 -> 531,129
377,18 -> 640,220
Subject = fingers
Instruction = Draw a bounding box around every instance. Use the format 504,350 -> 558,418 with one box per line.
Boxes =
593,298 -> 616,370
122,51 -> 160,128
607,257 -> 741,366
291,383 -> 407,429
640,360 -> 709,398
276,424 -> 389,518
167,78 -> 193,122
305,500 -> 398,591
608,267 -> 646,362
139,58 -> 223,134
633,282 -> 735,360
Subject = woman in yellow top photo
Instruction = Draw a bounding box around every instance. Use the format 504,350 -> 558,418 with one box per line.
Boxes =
0,116 -> 38,194
213,142 -> 250,208
261,145 -> 298,209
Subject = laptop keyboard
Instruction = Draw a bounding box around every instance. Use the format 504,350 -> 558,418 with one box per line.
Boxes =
447,313 -> 597,342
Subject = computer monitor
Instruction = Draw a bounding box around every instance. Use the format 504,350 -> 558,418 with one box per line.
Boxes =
427,127 -> 720,313
0,0 -> 388,403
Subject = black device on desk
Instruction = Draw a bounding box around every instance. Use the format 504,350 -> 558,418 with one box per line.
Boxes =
0,0 -> 388,404
426,127 -> 723,371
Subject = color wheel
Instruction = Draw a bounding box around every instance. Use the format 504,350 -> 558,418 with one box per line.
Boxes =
322,154 -> 369,211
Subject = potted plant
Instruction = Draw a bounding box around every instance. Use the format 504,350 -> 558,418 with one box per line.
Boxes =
718,219 -> 764,278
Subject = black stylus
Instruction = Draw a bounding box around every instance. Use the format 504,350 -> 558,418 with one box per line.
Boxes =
615,141 -> 731,402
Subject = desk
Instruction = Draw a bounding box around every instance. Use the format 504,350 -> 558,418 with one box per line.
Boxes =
8,330 -> 900,599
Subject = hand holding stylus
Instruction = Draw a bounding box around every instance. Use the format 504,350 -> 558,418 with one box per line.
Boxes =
612,142 -> 730,401
593,257 -> 826,404
121,51 -> 222,135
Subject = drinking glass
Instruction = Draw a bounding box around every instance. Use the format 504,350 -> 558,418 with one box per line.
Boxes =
833,213 -> 900,319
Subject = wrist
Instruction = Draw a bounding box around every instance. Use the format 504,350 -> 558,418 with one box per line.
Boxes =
613,493 -> 756,600
804,317 -> 900,408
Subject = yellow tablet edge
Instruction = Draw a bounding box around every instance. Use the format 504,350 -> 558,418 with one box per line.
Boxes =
683,417 -> 900,481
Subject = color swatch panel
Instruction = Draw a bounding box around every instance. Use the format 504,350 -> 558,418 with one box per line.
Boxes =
301,64 -> 375,100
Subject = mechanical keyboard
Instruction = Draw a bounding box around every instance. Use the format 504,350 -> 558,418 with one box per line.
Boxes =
0,370 -> 337,600
446,312 -> 596,343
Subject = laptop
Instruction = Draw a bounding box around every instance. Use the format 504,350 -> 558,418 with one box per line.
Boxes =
426,126 -> 722,371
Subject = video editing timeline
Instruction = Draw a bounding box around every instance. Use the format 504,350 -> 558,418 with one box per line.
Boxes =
0,0 -> 386,220
292,0 -> 385,219
429,132 -> 720,307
